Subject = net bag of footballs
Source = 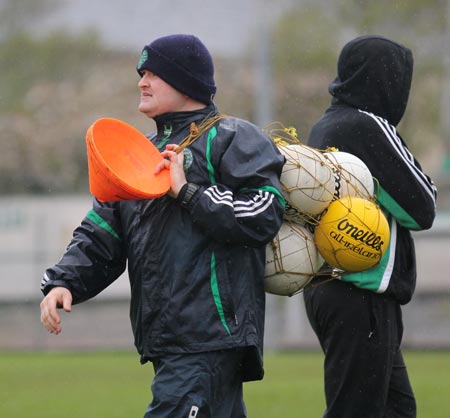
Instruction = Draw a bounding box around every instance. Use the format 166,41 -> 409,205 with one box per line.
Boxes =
324,150 -> 375,200
265,222 -> 322,296
264,123 -> 335,224
278,144 -> 335,221
314,196 -> 390,272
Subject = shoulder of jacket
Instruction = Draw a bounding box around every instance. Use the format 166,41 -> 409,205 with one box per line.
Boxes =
334,107 -> 384,135
218,117 -> 268,139
219,115 -> 256,129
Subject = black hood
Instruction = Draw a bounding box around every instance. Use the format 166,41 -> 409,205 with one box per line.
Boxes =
329,35 -> 413,126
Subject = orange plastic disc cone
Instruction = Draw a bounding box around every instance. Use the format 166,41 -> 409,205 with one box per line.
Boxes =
86,118 -> 170,201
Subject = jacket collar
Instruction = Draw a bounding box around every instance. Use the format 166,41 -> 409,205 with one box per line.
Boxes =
153,104 -> 218,133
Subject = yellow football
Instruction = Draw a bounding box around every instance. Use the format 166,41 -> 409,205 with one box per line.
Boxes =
314,197 -> 390,272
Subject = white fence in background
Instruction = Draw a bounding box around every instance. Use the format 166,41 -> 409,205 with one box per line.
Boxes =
1,195 -> 449,351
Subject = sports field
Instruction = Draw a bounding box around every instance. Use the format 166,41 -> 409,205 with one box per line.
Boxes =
1,350 -> 449,417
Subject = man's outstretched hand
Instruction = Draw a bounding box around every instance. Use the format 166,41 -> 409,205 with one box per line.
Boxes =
40,287 -> 73,335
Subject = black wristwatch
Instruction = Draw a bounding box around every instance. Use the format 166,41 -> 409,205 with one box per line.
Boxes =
176,183 -> 200,209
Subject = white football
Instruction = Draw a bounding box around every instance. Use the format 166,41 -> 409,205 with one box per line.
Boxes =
265,222 -> 319,296
279,144 -> 335,216
324,151 -> 374,200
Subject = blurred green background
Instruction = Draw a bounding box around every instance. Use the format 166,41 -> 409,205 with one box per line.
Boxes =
2,1 -> 450,417
1,0 -> 450,200
1,351 -> 450,418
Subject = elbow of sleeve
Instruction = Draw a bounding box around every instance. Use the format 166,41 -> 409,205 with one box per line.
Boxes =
418,212 -> 436,231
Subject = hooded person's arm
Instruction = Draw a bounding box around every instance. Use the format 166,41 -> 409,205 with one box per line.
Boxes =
316,113 -> 437,231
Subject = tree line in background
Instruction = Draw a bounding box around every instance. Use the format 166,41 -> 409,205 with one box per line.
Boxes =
0,0 -> 447,194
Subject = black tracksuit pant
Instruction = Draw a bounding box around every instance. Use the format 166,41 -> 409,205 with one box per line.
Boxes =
303,278 -> 416,418
143,349 -> 246,418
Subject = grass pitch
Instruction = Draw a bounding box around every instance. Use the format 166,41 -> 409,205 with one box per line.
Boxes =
1,350 -> 449,417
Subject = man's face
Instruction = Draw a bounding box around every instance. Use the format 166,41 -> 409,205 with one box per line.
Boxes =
138,70 -> 188,118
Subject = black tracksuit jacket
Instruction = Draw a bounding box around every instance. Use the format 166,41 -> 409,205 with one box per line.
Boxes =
41,105 -> 285,381
307,35 -> 437,304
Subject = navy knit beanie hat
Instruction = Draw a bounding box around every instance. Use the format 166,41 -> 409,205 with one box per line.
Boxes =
136,34 -> 216,104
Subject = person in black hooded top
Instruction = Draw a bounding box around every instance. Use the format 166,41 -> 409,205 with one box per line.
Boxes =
303,35 -> 437,418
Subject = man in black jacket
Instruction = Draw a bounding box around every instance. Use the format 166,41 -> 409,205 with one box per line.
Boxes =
40,34 -> 285,418
303,35 -> 437,418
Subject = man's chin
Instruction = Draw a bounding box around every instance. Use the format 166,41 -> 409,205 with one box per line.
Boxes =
138,103 -> 147,112
138,104 -> 154,116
